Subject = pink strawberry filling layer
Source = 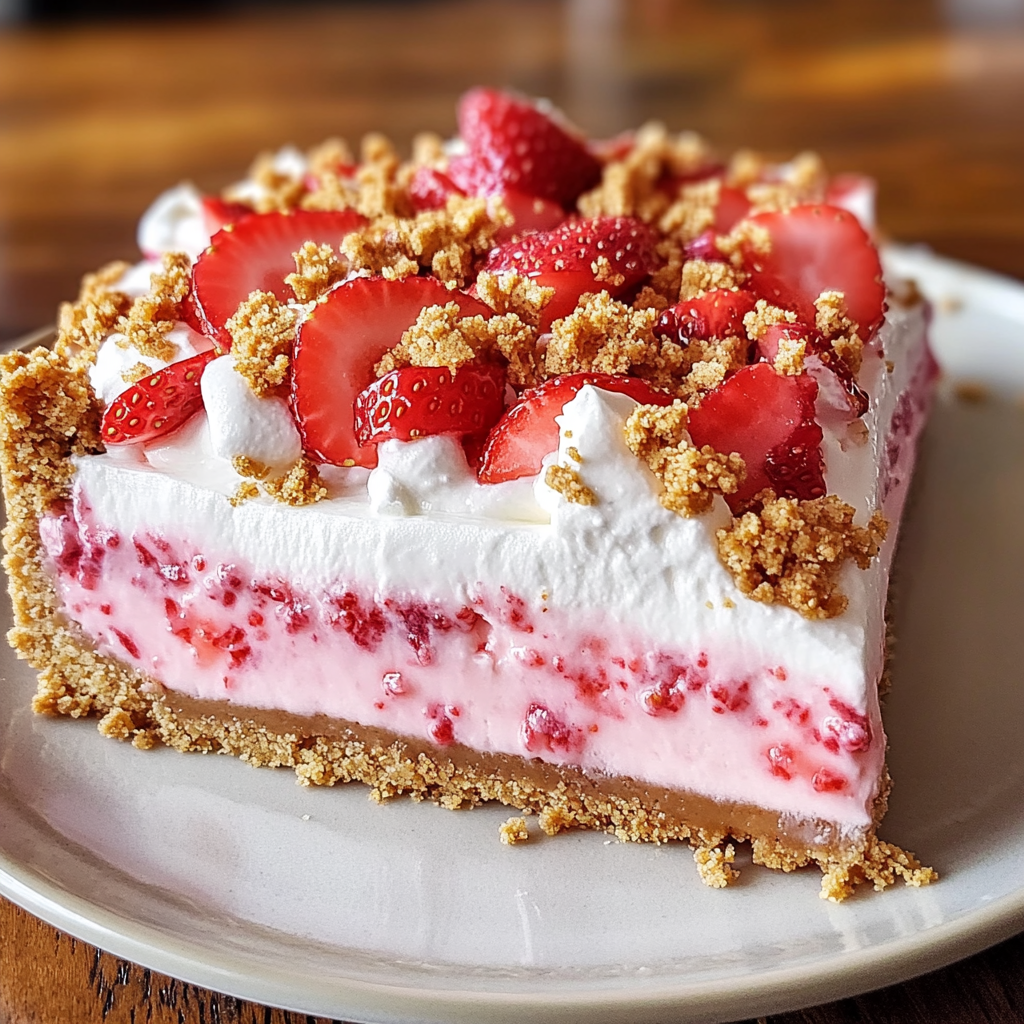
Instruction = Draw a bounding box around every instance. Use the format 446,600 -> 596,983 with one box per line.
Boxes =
41,493 -> 885,832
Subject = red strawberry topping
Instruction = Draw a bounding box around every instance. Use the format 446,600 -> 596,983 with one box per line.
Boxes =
483,216 -> 657,331
450,87 -> 601,208
756,322 -> 868,417
491,189 -> 566,243
408,167 -> 464,211
657,288 -> 758,343
477,372 -> 674,484
740,203 -> 886,339
686,362 -> 825,510
353,363 -> 506,447
291,275 -> 492,468
713,185 -> 751,234
200,196 -> 254,237
101,349 -> 217,446
191,208 -> 368,346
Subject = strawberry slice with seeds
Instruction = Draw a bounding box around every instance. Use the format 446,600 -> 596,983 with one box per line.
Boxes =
740,203 -> 886,339
101,349 -> 217,445
451,88 -> 601,208
292,275 -> 493,468
477,372 -> 674,484
657,288 -> 758,342
686,362 -> 825,510
482,216 -> 657,331
354,363 -> 506,447
192,208 -> 368,346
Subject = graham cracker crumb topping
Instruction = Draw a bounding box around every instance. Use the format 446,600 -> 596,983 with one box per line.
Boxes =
340,194 -> 508,288
815,291 -> 864,374
743,299 -> 797,342
375,302 -> 538,386
121,362 -> 154,385
625,402 -> 745,516
475,269 -> 554,328
773,334 -> 807,376
716,495 -> 888,619
230,454 -> 326,507
262,457 -> 329,506
225,291 -> 298,397
578,122 -> 713,224
285,241 -> 346,304
56,261 -> 131,364
499,816 -> 530,845
544,464 -> 596,506
679,259 -> 744,301
114,252 -> 192,363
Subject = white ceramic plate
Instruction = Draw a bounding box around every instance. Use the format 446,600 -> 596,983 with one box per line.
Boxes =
2,247 -> 1024,1024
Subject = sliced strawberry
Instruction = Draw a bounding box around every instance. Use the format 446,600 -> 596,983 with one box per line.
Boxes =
756,323 -> 868,418
478,372 -> 674,484
201,196 -> 254,237
683,230 -> 727,262
657,288 -> 758,343
354,363 -> 506,447
292,276 -> 493,468
492,189 -> 566,243
714,185 -> 751,233
408,167 -> 464,211
824,173 -> 876,232
451,88 -> 601,208
100,350 -> 217,446
192,208 -> 368,346
740,203 -> 886,339
482,216 -> 657,331
686,362 -> 825,510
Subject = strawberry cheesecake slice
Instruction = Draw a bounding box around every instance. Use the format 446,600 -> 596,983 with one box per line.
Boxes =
0,89 -> 936,899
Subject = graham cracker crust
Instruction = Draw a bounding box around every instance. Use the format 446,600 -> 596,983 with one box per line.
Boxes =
0,340 -> 937,901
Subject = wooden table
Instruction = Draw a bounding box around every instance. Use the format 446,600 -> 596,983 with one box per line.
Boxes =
1,1 -> 1023,1020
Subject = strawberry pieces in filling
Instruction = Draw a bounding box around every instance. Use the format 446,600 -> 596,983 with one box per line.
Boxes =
478,373 -> 675,484
101,349 -> 217,446
741,203 -> 886,339
483,216 -> 657,330
686,362 -> 826,511
354,363 -> 506,448
191,209 -> 367,346
291,276 -> 492,468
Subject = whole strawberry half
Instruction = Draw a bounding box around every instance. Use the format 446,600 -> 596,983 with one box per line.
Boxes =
449,87 -> 601,208
482,216 -> 657,331
292,275 -> 492,468
354,363 -> 506,447
686,362 -> 825,511
477,372 -> 674,484
756,322 -> 868,418
192,209 -> 367,346
101,349 -> 217,445
657,288 -> 758,342
740,203 -> 886,340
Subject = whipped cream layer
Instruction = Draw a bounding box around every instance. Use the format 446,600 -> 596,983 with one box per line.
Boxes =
41,298 -> 933,834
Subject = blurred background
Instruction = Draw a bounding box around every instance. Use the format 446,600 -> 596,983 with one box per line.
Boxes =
1,0 -> 1023,343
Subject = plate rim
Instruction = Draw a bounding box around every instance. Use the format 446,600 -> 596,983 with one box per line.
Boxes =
3,246 -> 1024,1023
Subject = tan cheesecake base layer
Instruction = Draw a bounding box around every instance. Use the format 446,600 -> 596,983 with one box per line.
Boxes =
0,346 -> 937,901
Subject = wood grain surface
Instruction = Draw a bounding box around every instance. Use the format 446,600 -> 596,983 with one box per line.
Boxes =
2,1 -> 1024,1021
